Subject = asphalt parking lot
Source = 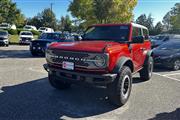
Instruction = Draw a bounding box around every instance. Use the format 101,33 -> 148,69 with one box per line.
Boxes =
0,45 -> 180,120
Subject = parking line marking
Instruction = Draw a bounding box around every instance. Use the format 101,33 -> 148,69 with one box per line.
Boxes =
153,72 -> 180,82
162,72 -> 180,76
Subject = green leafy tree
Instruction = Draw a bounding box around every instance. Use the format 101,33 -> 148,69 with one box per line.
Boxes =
136,14 -> 147,26
163,12 -> 171,31
154,22 -> 163,35
0,0 -> 25,26
68,0 -> 137,27
27,8 -> 57,30
170,3 -> 180,32
27,14 -> 43,29
136,14 -> 154,34
58,15 -> 72,32
163,3 -> 180,33
41,8 -> 57,30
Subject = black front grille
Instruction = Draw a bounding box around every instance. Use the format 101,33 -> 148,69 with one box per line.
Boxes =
0,37 -> 5,40
21,37 -> 32,41
32,41 -> 47,47
51,50 -> 91,68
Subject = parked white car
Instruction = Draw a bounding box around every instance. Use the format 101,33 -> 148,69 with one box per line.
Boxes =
38,27 -> 54,33
23,25 -> 37,31
0,23 -> 16,30
0,31 -> 9,46
19,31 -> 34,44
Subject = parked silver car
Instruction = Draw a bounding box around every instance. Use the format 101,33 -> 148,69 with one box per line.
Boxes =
0,31 -> 9,46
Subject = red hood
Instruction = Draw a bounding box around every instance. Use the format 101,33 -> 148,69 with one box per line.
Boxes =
49,41 -> 120,53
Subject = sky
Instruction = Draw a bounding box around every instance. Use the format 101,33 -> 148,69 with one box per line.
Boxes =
12,0 -> 180,25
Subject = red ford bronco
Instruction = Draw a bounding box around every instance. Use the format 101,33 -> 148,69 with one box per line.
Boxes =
44,23 -> 153,106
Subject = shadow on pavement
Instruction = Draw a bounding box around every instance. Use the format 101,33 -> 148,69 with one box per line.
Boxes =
148,108 -> 180,120
132,77 -> 148,84
0,77 -> 118,120
153,67 -> 173,73
0,50 -> 44,58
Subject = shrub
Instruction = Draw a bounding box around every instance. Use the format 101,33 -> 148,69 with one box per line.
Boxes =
8,29 -> 18,35
31,30 -> 40,36
17,28 -> 24,34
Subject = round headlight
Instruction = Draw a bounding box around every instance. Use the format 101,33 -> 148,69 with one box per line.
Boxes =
94,55 -> 106,67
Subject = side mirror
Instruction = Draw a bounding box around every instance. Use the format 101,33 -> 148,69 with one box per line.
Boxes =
145,35 -> 149,40
163,37 -> 169,41
132,36 -> 144,43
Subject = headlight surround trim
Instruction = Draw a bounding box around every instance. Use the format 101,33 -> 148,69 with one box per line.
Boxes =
93,54 -> 109,68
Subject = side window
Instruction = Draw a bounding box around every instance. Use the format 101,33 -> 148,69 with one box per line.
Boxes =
143,29 -> 149,40
132,27 -> 137,37
132,27 -> 142,38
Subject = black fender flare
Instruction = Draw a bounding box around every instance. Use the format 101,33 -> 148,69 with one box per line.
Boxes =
143,50 -> 153,66
112,57 -> 134,73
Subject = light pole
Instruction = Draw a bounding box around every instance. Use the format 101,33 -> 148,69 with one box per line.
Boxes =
50,3 -> 54,30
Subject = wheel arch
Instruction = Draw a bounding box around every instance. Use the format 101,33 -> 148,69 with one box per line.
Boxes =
112,57 -> 134,73
143,50 -> 153,66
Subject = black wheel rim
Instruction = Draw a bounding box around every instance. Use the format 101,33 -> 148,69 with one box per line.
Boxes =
122,75 -> 130,99
149,60 -> 153,77
174,60 -> 180,70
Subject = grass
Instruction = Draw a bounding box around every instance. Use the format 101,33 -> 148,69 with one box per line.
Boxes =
9,35 -> 39,44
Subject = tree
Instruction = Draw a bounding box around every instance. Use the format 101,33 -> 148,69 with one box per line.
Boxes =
68,0 -> 137,27
163,3 -> 180,33
27,14 -> 43,29
154,22 -> 163,34
41,8 -> 57,30
163,12 -> 172,31
93,0 -> 112,23
136,14 -> 147,26
136,14 -> 154,33
27,8 -> 58,30
0,0 -> 25,26
170,3 -> 180,32
58,15 -> 72,32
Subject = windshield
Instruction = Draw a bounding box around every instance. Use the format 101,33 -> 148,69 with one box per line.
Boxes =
158,41 -> 180,50
0,31 -> 8,35
39,33 -> 63,40
0,24 -> 8,27
24,26 -> 31,29
39,27 -> 46,30
82,26 -> 130,42
21,32 -> 32,35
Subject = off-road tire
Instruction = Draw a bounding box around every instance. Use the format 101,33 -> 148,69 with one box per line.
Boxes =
48,73 -> 71,90
172,59 -> 180,71
140,56 -> 153,81
107,66 -> 132,106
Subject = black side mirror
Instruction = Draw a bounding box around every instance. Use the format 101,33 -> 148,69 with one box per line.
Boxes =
145,35 -> 149,40
132,36 -> 144,43
163,37 -> 169,41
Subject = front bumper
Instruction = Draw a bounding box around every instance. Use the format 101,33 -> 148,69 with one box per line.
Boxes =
19,40 -> 31,44
43,64 -> 117,85
30,46 -> 46,54
0,40 -> 8,45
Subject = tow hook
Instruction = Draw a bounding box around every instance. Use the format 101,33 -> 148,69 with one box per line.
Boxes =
43,64 -> 49,72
